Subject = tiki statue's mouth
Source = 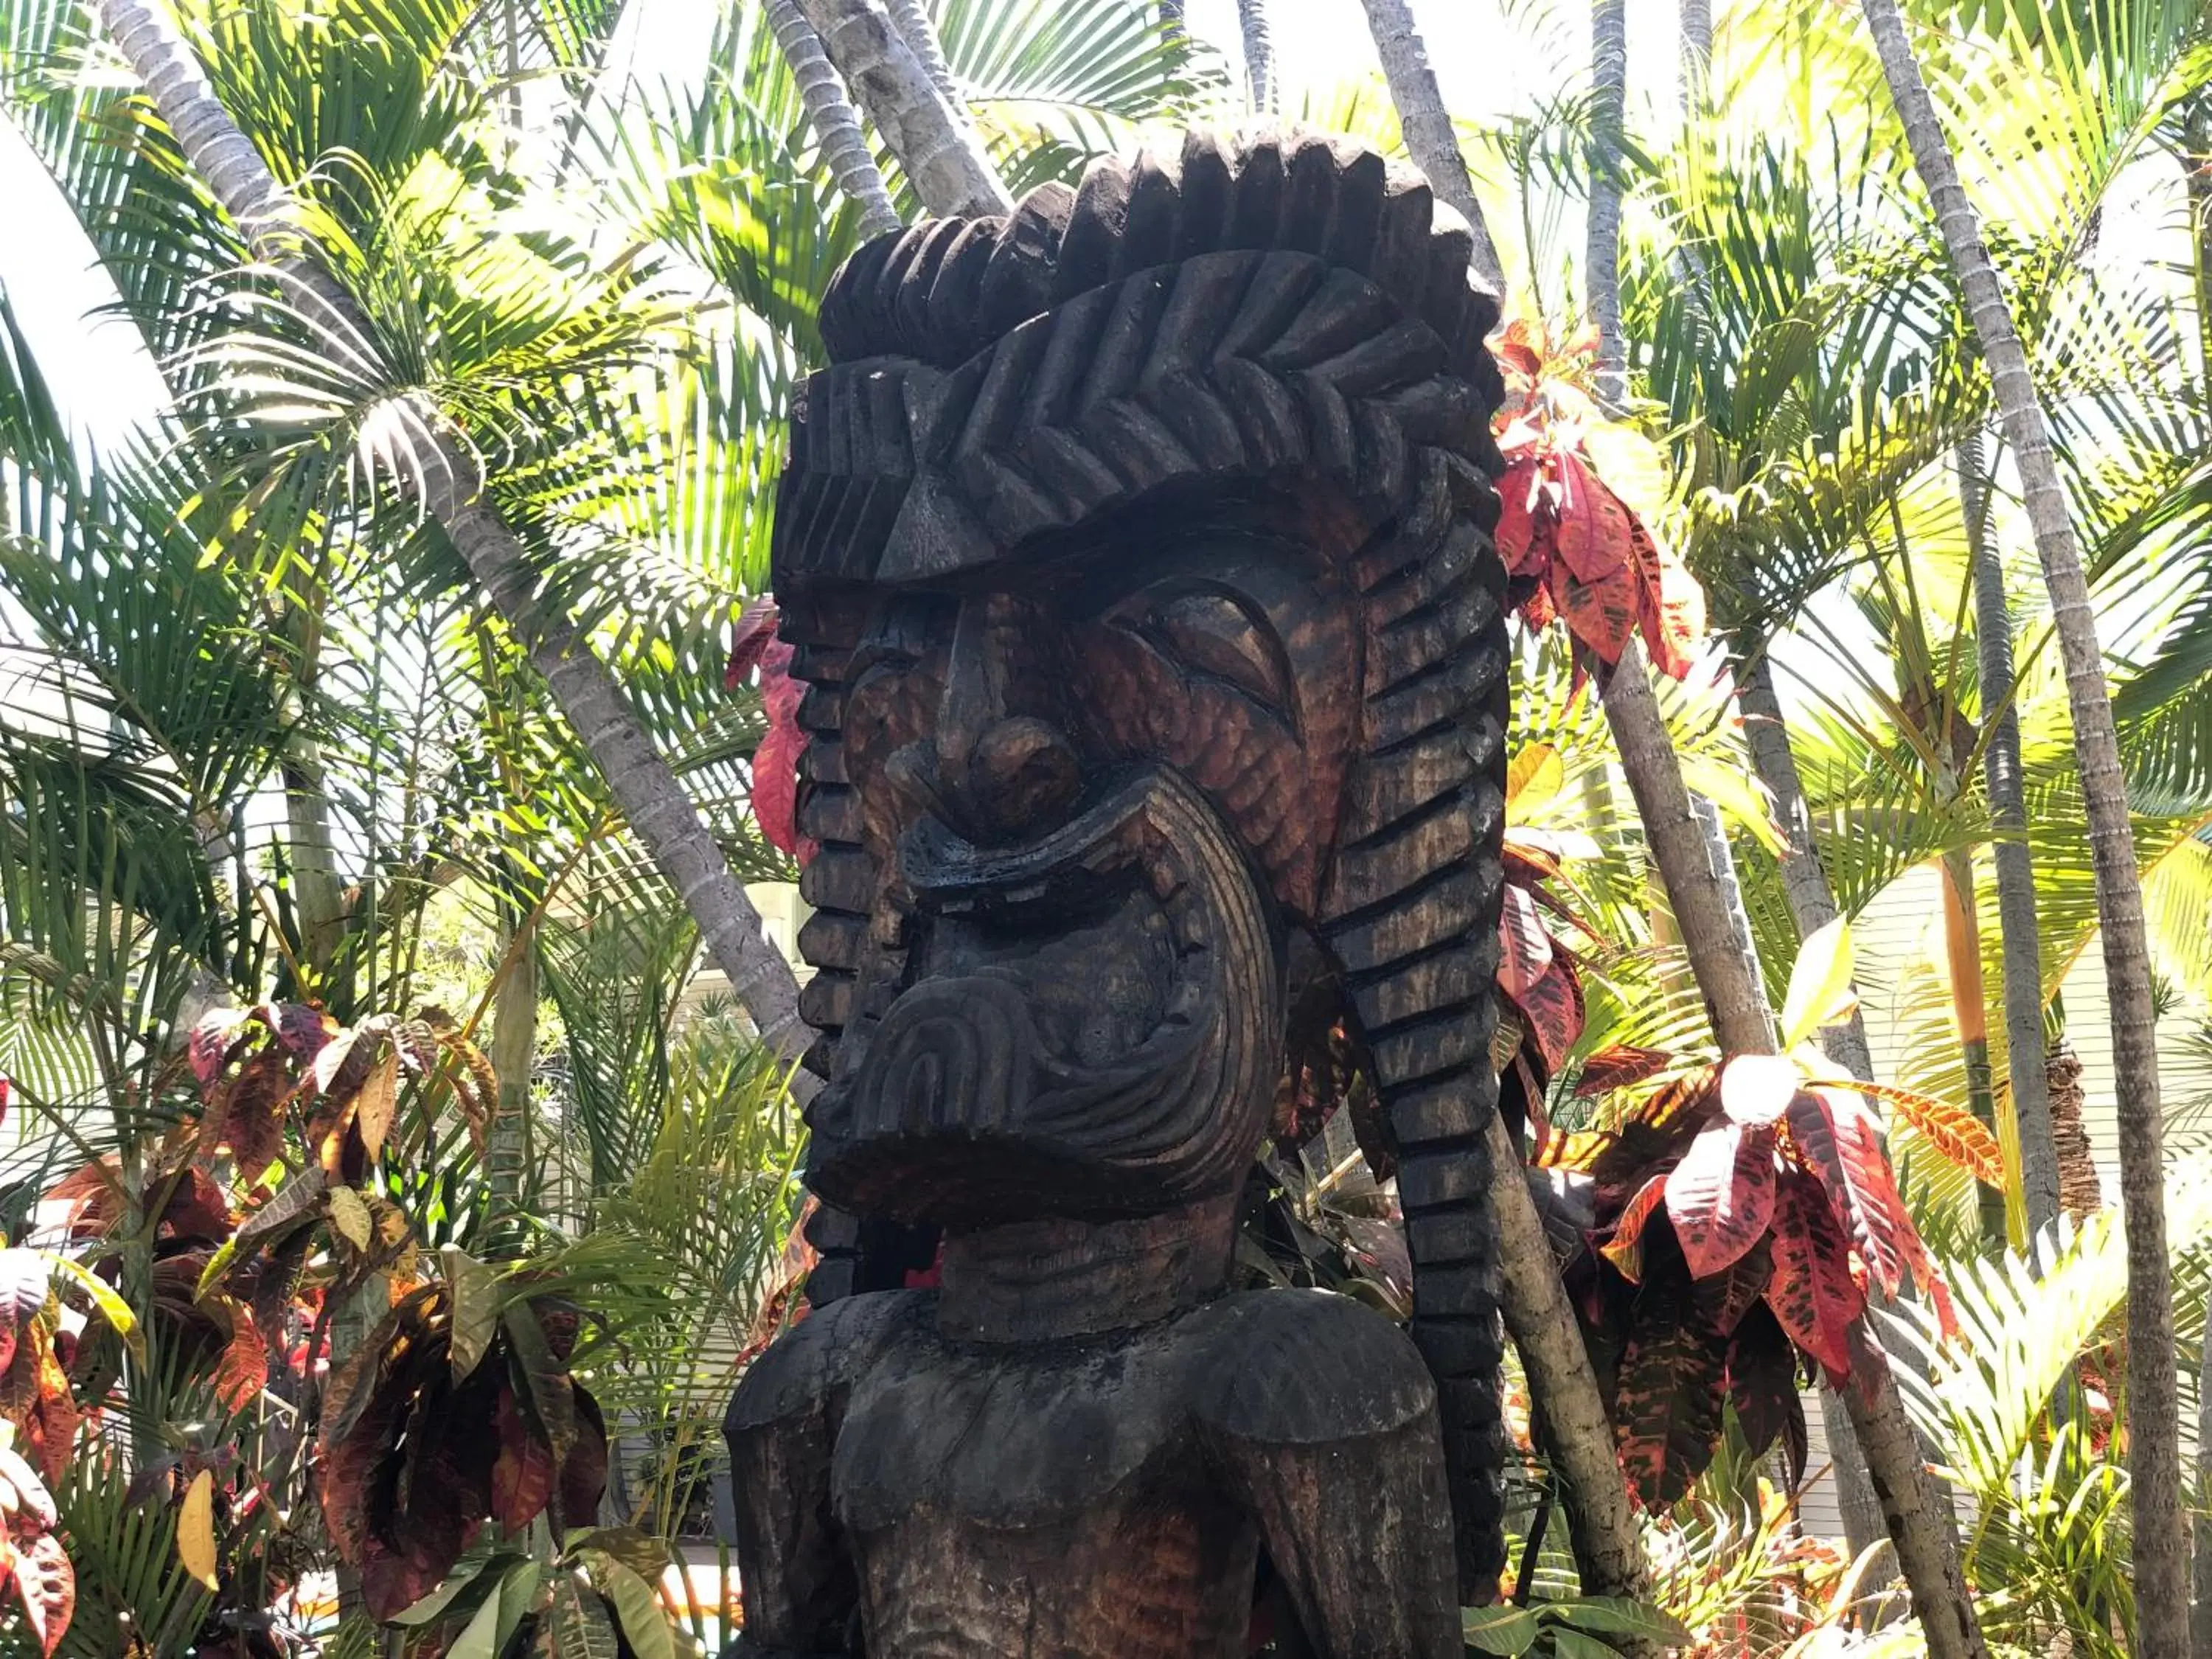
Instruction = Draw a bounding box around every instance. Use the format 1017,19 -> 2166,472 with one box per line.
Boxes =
804,767 -> 1281,1227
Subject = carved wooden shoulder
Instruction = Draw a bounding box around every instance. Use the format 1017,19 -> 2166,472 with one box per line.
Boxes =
1180,1289 -> 1439,1448
724,1290 -> 928,1434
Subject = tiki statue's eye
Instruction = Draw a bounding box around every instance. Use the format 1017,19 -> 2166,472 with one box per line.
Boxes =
1147,591 -> 1293,714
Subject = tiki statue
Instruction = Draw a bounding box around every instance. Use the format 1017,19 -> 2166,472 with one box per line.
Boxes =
726,128 -> 1513,1658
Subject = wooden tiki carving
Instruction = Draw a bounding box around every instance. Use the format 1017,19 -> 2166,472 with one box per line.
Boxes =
726,128 -> 1513,1657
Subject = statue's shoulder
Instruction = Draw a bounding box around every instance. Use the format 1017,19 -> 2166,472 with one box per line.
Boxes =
1178,1288 -> 1438,1447
725,1290 -> 929,1433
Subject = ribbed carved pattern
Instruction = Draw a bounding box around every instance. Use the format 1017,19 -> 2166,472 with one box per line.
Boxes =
773,125 -> 1511,1595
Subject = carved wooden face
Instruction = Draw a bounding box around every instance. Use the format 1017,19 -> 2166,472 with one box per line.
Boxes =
801,489 -> 1372,1227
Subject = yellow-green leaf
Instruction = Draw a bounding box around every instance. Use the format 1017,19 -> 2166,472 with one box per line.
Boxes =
1779,915 -> 1858,1050
355,1053 -> 400,1163
582,1554 -> 675,1659
1678,757 -> 1784,856
178,1469 -> 219,1592
41,1253 -> 145,1363
327,1187 -> 372,1253
1506,742 -> 1565,818
1582,420 -> 1672,524
445,1247 -> 501,1382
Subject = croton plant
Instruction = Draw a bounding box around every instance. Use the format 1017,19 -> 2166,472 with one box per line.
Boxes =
0,997 -> 691,1657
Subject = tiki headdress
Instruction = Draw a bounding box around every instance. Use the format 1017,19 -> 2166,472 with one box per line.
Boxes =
770,128 -> 1514,1592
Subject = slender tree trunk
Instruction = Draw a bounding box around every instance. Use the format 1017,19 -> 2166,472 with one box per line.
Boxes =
1960,434 -> 2062,1244
1736,654 -> 1895,1568
882,0 -> 959,108
1863,7 -> 2185,1649
1678,0 -> 1711,109
279,592 -> 349,987
1606,639 -> 1989,1659
1159,0 -> 1186,44
766,0 -> 903,239
94,0 -> 815,1089
1938,846 -> 2008,1246
2195,1343 -> 2212,1656
1356,0 -> 1506,293
793,0 -> 1010,218
1486,1108 -> 1649,1604
1237,0 -> 1276,113
487,911 -> 537,1205
1587,0 -> 1629,414
2183,94 -> 2212,383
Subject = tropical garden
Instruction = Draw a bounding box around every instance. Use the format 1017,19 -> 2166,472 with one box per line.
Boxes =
0,0 -> 2209,1651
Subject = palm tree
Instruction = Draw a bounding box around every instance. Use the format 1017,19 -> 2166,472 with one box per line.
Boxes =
1356,0 -> 1506,291
768,0 -> 903,238
1588,0 -> 1628,414
1862,4 -> 2188,1649
1961,434 -> 2062,1239
90,0 -> 817,1082
1238,0 -> 1275,112
793,0 -> 1011,215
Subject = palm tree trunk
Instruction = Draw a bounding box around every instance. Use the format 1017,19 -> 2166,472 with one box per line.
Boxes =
1485,1110 -> 1648,1604
2183,94 -> 2212,382
792,0 -> 1011,218
1587,0 -> 1629,414
1736,654 -> 1897,1568
1237,0 -> 1276,113
487,911 -> 538,1205
1355,0 -> 1506,291
1678,0 -> 1711,108
765,0 -> 903,240
1960,433 -> 2062,1243
1606,641 -> 1988,1659
1863,7 -> 2186,1649
1159,0 -> 1186,43
1938,846 -> 2008,1246
883,0 -> 959,108
94,0 -> 815,1088
2195,1343 -> 2212,1655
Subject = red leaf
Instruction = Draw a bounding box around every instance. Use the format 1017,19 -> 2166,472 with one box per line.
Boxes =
1666,1123 -> 1778,1279
13,1533 -> 72,1656
1631,518 -> 1707,681
212,1301 -> 268,1415
490,1384 -> 555,1534
205,1048 -> 292,1186
1553,559 -> 1641,665
188,1009 -> 253,1095
1691,1234 -> 1773,1336
260,1003 -> 337,1063
1614,1264 -> 1728,1508
751,637 -> 816,863
724,597 -> 780,689
1787,1088 -> 1912,1298
1497,883 -> 1554,1000
1727,1301 -> 1805,1483
1574,1044 -> 1672,1098
1495,459 -> 1544,573
1554,456 -> 1638,585
1506,951 -> 1585,1071
160,1169 -> 234,1245
557,1386 -> 609,1531
1764,1174 -> 1863,1384
1599,1175 -> 1670,1282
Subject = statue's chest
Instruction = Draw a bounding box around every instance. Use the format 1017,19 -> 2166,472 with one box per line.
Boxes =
829,1326 -> 1257,1659
831,1327 -> 1192,1533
